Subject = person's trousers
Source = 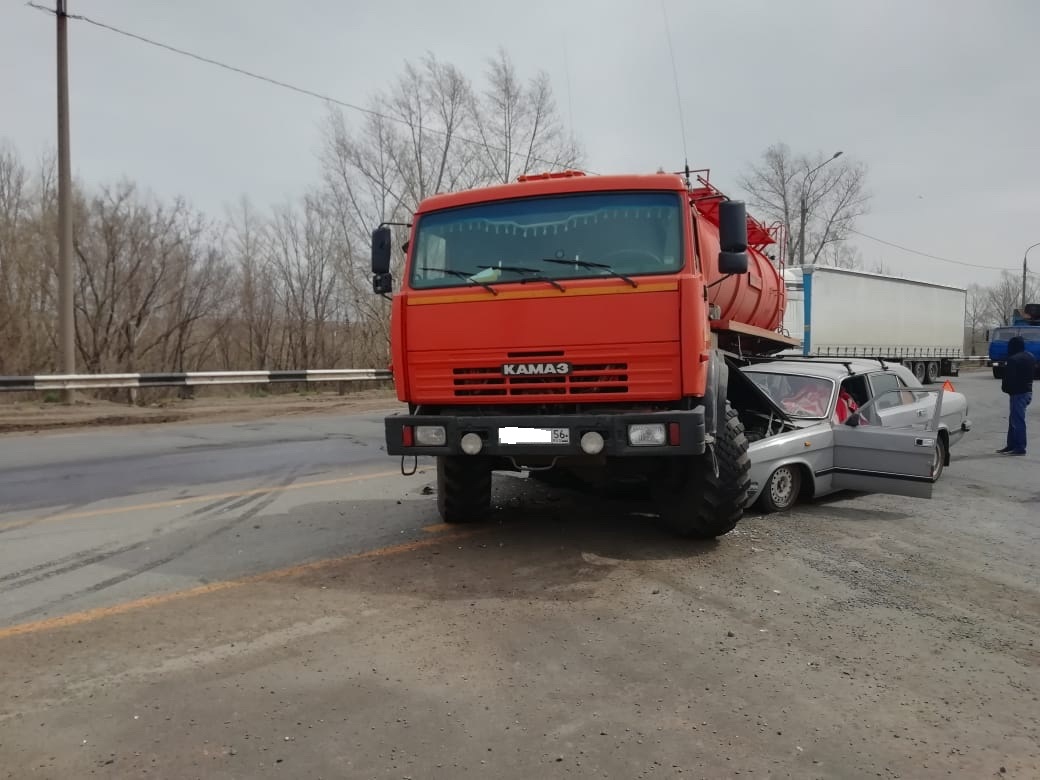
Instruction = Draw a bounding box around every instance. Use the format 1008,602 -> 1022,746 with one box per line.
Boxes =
1007,392 -> 1032,453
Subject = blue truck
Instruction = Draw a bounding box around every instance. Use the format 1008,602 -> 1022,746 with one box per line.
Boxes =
988,304 -> 1040,379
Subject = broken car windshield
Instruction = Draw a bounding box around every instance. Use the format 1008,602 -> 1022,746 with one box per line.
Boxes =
744,372 -> 836,419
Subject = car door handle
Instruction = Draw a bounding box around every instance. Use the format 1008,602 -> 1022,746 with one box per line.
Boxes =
915,438 -> 934,447
916,409 -> 926,416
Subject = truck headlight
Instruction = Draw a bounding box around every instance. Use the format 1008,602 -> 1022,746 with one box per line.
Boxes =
414,425 -> 447,446
628,423 -> 666,446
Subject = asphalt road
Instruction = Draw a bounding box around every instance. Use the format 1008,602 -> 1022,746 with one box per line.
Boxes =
1,374 -> 1038,779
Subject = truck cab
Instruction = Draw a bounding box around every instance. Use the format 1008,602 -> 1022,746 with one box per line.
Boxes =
988,305 -> 1040,379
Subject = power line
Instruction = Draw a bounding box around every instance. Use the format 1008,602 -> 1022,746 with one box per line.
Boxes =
807,212 -> 1023,273
26,2 -> 590,175
847,227 -> 1019,271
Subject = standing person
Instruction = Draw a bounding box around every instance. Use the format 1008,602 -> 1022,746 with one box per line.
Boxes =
997,335 -> 1036,455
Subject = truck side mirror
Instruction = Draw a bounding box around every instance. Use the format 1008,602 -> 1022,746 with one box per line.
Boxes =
371,225 -> 393,295
373,272 -> 393,295
371,225 -> 392,275
717,200 -> 749,275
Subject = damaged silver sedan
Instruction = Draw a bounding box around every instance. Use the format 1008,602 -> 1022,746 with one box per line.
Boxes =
732,358 -> 972,513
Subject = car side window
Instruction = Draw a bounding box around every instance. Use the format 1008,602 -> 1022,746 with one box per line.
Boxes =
868,372 -> 905,410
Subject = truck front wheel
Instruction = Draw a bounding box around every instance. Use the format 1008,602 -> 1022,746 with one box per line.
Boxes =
651,403 -> 751,539
436,456 -> 492,523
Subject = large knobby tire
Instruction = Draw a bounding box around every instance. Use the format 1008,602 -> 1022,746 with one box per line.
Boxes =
436,456 -> 492,524
652,403 -> 751,539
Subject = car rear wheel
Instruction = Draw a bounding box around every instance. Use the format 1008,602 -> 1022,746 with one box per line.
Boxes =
756,464 -> 802,513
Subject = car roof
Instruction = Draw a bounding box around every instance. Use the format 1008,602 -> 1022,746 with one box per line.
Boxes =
743,358 -> 915,381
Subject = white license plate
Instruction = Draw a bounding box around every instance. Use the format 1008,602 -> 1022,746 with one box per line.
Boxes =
499,426 -> 571,445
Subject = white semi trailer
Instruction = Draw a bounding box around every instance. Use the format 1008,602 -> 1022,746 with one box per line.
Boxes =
781,265 -> 967,384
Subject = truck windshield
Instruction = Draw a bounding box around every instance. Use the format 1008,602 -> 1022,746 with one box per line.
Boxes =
409,191 -> 683,289
991,327 -> 1040,342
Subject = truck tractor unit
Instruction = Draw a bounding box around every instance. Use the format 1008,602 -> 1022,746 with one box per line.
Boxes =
988,304 -> 1040,379
371,169 -> 795,538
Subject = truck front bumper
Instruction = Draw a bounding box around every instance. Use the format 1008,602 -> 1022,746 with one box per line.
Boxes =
385,408 -> 706,458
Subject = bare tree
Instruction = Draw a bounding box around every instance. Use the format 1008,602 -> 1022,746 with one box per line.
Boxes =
226,197 -> 278,370
739,143 -> 870,267
818,240 -> 862,270
471,49 -> 583,183
985,271 -> 1040,327
964,283 -> 994,354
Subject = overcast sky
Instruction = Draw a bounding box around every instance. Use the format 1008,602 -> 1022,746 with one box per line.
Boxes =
3,0 -> 1037,289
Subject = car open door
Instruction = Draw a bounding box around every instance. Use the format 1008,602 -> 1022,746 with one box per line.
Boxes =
831,386 -> 945,499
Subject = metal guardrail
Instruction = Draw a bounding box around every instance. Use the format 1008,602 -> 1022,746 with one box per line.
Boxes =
0,358 -> 994,394
0,369 -> 392,392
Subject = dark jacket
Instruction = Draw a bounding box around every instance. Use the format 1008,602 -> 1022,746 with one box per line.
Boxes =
1002,336 -> 1036,395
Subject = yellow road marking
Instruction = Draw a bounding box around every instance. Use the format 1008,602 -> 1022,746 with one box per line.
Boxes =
0,529 -> 475,640
421,522 -> 453,533
0,468 -> 404,532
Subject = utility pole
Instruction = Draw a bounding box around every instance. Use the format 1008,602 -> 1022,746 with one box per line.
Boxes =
56,0 -> 75,401
1023,242 -> 1040,313
797,150 -> 843,267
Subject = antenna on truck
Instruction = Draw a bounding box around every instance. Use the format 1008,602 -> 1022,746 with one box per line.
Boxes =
660,0 -> 690,187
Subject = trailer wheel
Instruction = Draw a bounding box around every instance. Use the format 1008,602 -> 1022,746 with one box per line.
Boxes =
436,456 -> 492,523
911,361 -> 926,382
652,402 -> 750,539
925,361 -> 940,383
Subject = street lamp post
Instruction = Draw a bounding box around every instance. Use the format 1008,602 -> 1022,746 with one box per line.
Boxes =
797,150 -> 843,267
1023,242 -> 1040,313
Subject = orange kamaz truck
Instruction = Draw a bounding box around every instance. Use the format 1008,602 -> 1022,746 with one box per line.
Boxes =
371,169 -> 795,538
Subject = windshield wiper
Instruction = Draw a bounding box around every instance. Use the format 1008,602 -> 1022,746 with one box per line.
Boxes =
519,274 -> 566,292
418,266 -> 498,295
540,258 -> 637,288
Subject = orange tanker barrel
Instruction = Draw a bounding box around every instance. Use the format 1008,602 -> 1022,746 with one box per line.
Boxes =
695,194 -> 785,332
706,245 -> 785,331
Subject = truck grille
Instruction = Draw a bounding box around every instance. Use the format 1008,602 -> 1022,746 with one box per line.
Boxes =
408,345 -> 678,402
453,362 -> 629,397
